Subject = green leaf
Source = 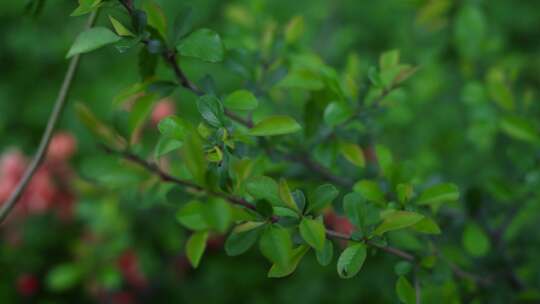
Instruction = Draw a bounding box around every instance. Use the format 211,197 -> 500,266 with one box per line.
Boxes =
278,179 -> 300,212
454,5 -> 486,60
308,184 -> 339,213
277,69 -> 324,90
412,217 -> 441,234
186,231 -> 208,268
249,116 -> 302,136
225,224 -> 263,256
128,94 -> 157,136
75,103 -> 122,147
224,90 -> 259,111
256,200 -> 274,218
170,7 -> 194,45
182,130 -> 207,185
71,0 -> 102,16
379,49 -> 400,70
396,183 -> 414,205
324,102 -> 353,127
487,69 -> 514,111
246,176 -> 282,206
274,206 -> 299,218
66,27 -> 121,58
268,245 -> 309,278
259,225 -> 293,267
396,276 -> 416,304
353,180 -> 385,204
176,201 -> 209,231
155,137 -> 182,157
197,95 -> 225,128
299,217 -> 326,251
416,183 -> 459,207
109,15 -> 134,37
284,16 -> 304,44
203,199 -> 232,233
337,243 -> 367,278
46,263 -> 82,292
143,0 -> 167,38
374,211 -> 424,236
500,116 -> 539,144
339,142 -> 365,167
462,223 -> 491,257
316,239 -> 334,266
177,28 -> 224,63
343,192 -> 379,229
158,116 -> 187,139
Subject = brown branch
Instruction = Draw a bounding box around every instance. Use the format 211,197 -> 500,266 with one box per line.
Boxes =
0,10 -> 99,223
105,146 -> 416,262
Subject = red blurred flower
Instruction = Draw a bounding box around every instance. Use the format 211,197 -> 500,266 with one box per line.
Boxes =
117,250 -> 148,290
47,132 -> 77,161
324,210 -> 354,237
151,99 -> 176,125
16,273 -> 39,297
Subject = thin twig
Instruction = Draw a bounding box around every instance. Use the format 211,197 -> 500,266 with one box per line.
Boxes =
104,146 -> 416,262
0,11 -> 99,223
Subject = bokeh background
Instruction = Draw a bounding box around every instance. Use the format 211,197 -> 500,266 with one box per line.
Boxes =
1,0 -> 540,303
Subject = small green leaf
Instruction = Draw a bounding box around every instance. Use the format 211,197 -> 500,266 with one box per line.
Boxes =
158,116 -> 186,139
396,183 -> 414,205
308,184 -> 339,213
500,116 -> 539,144
316,239 -> 334,266
337,243 -> 367,278
394,261 -> 413,276
285,16 -> 304,44
462,223 -> 491,257
299,217 -> 326,251
268,245 -> 309,278
46,263 -> 82,292
203,199 -> 232,233
256,200 -> 274,218
177,28 -> 224,63
279,179 -> 300,212
246,176 -> 282,206
343,192 -> 379,229
176,201 -> 209,231
75,103 -> 122,147
128,94 -> 157,137
109,15 -> 134,37
224,90 -> 259,111
274,206 -> 299,218
66,27 -> 121,58
259,225 -> 293,267
353,180 -> 385,204
396,276 -> 416,304
225,224 -> 263,256
155,137 -> 182,157
416,183 -> 459,207
324,102 -> 353,127
277,69 -> 324,90
143,0 -> 167,38
182,130 -> 207,185
374,211 -> 424,236
186,231 -> 208,268
249,116 -> 301,136
412,217 -> 441,234
339,142 -> 365,167
71,0 -> 102,16
379,50 -> 400,70
197,95 -> 225,128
